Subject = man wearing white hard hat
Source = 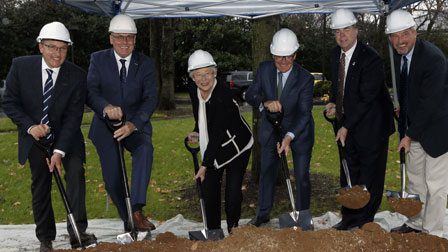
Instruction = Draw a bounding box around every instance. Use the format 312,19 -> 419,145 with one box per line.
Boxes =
186,50 -> 253,234
386,9 -> 448,237
2,22 -> 97,251
245,28 -> 315,229
86,14 -> 157,233
325,9 -> 395,230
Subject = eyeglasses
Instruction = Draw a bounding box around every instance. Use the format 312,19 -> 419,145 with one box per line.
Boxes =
110,34 -> 136,43
333,27 -> 355,36
42,43 -> 69,53
193,72 -> 214,80
273,54 -> 295,62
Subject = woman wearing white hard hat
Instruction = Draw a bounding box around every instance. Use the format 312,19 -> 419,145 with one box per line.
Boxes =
186,50 -> 253,235
326,8 -> 395,231
387,9 -> 448,237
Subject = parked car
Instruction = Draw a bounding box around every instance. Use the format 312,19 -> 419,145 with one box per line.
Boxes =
223,70 -> 253,102
311,72 -> 327,85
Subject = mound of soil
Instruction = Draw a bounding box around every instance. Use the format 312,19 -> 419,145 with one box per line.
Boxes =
60,223 -> 448,251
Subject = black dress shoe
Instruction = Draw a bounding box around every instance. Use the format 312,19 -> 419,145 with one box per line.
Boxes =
70,232 -> 97,249
247,216 -> 270,227
332,220 -> 350,230
40,240 -> 53,252
390,224 -> 421,234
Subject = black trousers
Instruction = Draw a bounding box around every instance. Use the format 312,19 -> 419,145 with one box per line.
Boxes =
201,149 -> 251,230
340,136 -> 389,226
28,143 -> 88,242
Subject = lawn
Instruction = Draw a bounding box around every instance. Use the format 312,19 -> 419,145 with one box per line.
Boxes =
0,105 -> 401,224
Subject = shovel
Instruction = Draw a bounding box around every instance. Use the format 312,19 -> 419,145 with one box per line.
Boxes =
323,110 -> 370,209
386,148 -> 422,218
265,111 -> 314,230
184,137 -> 225,240
104,116 -> 150,244
33,136 -> 87,249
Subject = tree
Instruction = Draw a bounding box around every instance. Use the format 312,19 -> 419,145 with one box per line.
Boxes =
250,15 -> 280,182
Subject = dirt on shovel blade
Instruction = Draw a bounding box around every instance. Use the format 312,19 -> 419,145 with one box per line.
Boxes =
55,224 -> 448,252
388,197 -> 423,218
336,185 -> 370,209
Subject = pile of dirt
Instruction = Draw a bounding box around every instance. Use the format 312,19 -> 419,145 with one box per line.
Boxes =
59,223 -> 448,251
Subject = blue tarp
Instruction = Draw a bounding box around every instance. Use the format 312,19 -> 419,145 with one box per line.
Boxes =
59,0 -> 421,19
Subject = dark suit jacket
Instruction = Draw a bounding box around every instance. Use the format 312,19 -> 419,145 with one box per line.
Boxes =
393,38 -> 448,157
245,61 -> 314,150
189,83 -> 253,169
330,41 -> 395,148
86,49 -> 157,149
2,55 -> 86,164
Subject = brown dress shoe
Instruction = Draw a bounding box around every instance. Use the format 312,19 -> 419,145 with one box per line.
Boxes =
390,224 -> 422,234
133,210 -> 156,231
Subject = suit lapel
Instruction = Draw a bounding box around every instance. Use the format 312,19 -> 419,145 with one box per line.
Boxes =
32,57 -> 44,107
269,63 -> 277,100
127,52 -> 139,85
281,63 -> 298,101
346,42 -> 360,86
50,61 -> 70,109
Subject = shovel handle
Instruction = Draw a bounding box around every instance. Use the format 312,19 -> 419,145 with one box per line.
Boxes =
32,138 -> 84,248
399,148 -> 406,198
104,114 -> 125,132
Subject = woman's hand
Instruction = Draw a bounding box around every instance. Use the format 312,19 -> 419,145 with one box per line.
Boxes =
194,166 -> 207,182
187,132 -> 199,144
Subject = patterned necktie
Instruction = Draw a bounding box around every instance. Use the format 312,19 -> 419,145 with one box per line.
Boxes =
398,55 -> 408,139
336,53 -> 346,120
41,69 -> 53,139
119,59 -> 127,84
277,72 -> 283,98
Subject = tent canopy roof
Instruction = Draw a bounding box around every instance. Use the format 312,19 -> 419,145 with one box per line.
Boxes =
60,0 -> 420,19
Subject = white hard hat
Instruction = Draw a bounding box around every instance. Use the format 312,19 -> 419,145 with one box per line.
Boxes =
385,10 -> 416,34
109,14 -> 137,34
188,50 -> 217,72
270,28 -> 299,56
330,9 -> 357,30
36,22 -> 72,45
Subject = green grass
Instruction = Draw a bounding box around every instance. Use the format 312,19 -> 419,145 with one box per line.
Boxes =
0,106 -> 401,224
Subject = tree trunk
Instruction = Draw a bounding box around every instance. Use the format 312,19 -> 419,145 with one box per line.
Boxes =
250,16 -> 280,183
159,19 -> 176,110
150,19 -> 162,102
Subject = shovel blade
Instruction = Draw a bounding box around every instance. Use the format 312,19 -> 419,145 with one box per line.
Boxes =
189,229 -> 225,241
279,211 -> 314,231
117,231 -> 151,244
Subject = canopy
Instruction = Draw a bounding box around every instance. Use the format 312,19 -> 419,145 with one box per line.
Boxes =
60,0 -> 420,19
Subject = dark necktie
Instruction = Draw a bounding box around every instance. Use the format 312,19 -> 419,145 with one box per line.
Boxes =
336,53 -> 346,120
277,72 -> 283,98
119,59 -> 127,84
41,69 -> 53,139
398,55 -> 408,139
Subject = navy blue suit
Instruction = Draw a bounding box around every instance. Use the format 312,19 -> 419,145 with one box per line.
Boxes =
2,55 -> 88,241
86,49 -> 157,221
330,41 -> 395,226
245,61 -> 315,218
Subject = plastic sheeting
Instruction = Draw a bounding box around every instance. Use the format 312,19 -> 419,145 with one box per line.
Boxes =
2,210 -> 448,251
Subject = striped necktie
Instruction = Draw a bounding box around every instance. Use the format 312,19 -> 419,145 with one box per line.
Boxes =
398,55 -> 408,139
41,69 -> 53,139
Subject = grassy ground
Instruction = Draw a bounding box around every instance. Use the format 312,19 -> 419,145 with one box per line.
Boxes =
0,105 -> 401,224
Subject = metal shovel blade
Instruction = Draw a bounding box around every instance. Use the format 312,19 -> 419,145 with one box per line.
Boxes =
189,229 -> 225,241
279,210 -> 314,231
386,149 -> 422,218
117,231 -> 151,244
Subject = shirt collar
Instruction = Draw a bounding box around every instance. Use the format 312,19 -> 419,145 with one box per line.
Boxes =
114,51 -> 132,63
341,40 -> 357,58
